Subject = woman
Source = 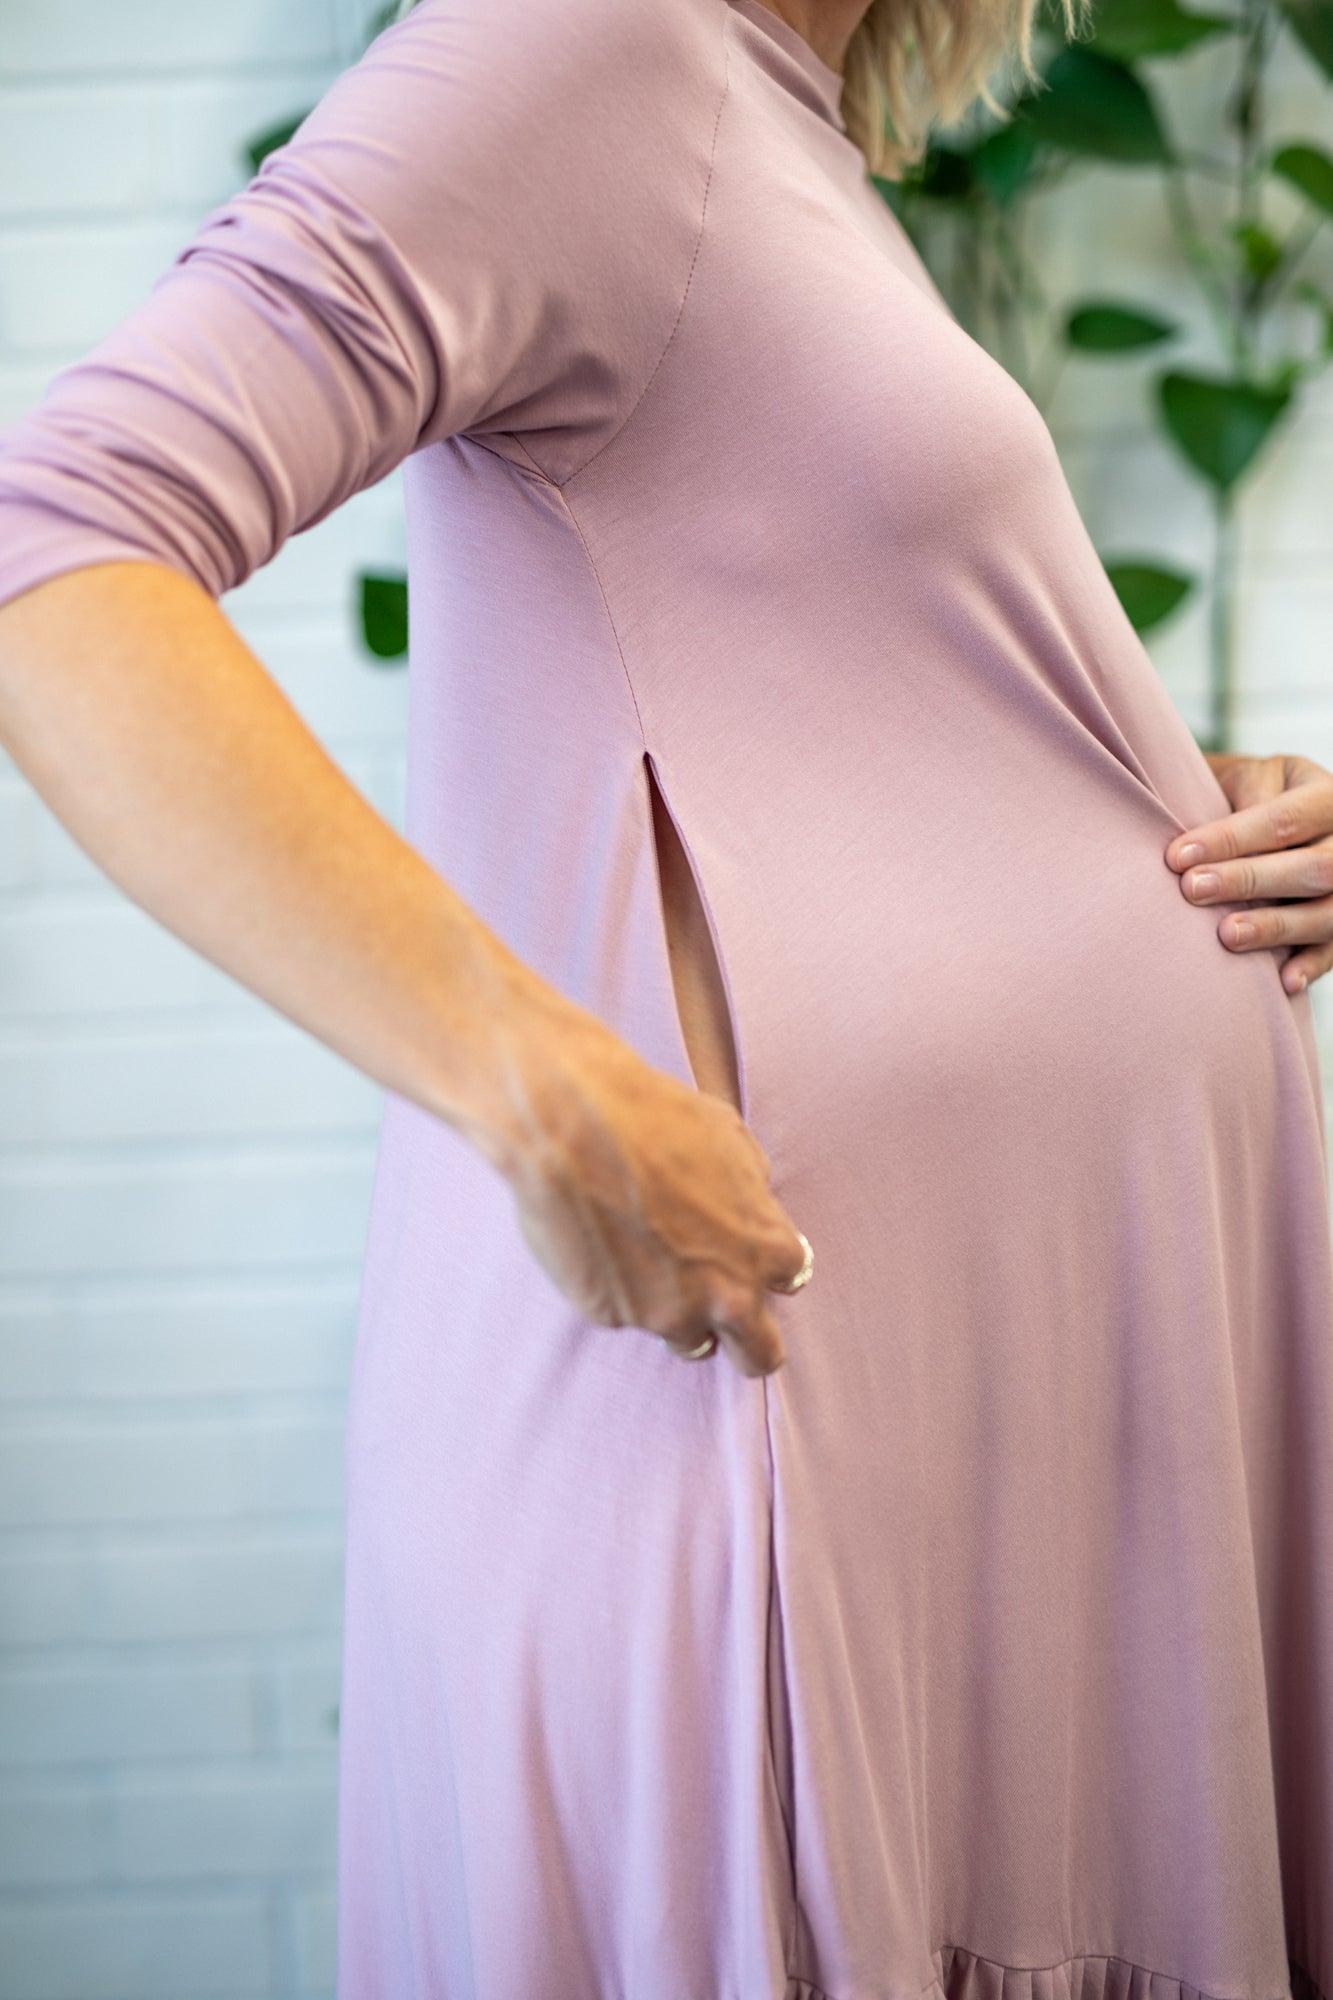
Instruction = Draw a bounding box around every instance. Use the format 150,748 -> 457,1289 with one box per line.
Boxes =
0,0 -> 1330,1993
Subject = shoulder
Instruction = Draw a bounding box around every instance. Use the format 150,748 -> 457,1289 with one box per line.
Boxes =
291,0 -> 731,205
272,0 -> 734,478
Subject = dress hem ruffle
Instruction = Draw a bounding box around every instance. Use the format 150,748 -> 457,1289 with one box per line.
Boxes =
785,1944 -> 1329,2000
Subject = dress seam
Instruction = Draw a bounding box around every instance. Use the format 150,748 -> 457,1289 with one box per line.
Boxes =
551,9 -> 731,492
549,483 -> 646,749
548,382 -> 803,2000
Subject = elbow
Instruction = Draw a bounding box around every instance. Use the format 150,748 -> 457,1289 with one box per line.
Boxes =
0,388 -> 274,614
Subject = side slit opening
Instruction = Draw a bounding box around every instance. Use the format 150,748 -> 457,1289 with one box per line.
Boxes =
641,750 -> 799,1962
642,749 -> 747,1121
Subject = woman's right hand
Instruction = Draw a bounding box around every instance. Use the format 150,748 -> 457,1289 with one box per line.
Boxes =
489,991 -> 810,1377
0,564 -> 805,1382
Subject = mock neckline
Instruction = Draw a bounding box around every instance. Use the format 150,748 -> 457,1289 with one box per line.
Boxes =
725,0 -> 848,133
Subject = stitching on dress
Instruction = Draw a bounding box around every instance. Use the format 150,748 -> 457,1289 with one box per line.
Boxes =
551,484 -> 646,747
553,9 -> 732,492
911,1945 -> 1305,2000
789,1950 -> 1318,2000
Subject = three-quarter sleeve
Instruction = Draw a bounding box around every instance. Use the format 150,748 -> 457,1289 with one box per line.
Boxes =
0,0 -> 722,612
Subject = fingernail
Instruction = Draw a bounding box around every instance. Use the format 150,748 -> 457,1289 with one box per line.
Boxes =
1228,919 -> 1255,945
1176,841 -> 1205,866
1289,971 -> 1309,993
1187,870 -> 1219,901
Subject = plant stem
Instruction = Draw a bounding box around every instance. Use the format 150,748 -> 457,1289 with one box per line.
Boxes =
1161,164 -> 1235,347
1209,484 -> 1239,752
1199,0 -> 1269,752
1233,0 -> 1270,360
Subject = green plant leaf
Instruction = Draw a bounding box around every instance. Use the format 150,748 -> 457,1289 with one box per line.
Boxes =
905,144 -> 978,199
970,120 -> 1043,202
1271,141 -> 1333,215
359,571 -> 409,660
244,113 -> 309,175
1268,351 -> 1312,392
1103,559 -> 1195,630
1065,300 -> 1178,348
1276,0 -> 1333,76
1014,47 -> 1176,163
1157,371 -> 1293,488
1086,0 -> 1233,60
896,122 -> 1044,207
1229,219 -> 1284,282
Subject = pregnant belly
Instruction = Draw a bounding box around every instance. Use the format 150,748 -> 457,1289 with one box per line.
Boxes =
731,779 -> 1299,1175
643,725 -> 1305,1221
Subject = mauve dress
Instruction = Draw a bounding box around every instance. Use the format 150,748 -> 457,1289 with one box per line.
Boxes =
1,1 -> 1331,1994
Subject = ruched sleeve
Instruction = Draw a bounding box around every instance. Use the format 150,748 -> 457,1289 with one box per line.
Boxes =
0,0 -> 722,611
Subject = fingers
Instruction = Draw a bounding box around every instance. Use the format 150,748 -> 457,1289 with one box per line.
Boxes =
1192,889 -> 1333,956
1166,748 -> 1333,993
724,1117 -> 814,1309
1176,834 -> 1333,907
1166,765 -> 1333,869
639,1104 -> 812,1377
659,1264 -> 794,1377
658,1314 -> 781,1376
1281,941 -> 1333,995
1223,895 -> 1333,952
710,1299 -> 787,1378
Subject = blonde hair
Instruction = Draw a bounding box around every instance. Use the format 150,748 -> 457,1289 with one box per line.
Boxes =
843,0 -> 1087,175
391,0 -> 1089,177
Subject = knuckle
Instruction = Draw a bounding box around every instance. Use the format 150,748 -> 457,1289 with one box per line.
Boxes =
708,1274 -> 759,1329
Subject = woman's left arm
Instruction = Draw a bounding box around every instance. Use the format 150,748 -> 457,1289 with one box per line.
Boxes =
1165,752 -> 1333,995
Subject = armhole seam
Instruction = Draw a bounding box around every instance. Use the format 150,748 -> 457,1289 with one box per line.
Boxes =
543,7 -> 732,494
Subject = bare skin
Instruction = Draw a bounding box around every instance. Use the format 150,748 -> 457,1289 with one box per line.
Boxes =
1168,752 -> 1333,995
0,560 -> 809,1376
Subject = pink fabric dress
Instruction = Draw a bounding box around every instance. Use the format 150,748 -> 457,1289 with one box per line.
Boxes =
2,2 -> 1331,1995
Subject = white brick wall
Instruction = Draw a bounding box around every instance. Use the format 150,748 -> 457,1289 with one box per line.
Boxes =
0,7 -> 1330,2000
1,7 -> 404,1997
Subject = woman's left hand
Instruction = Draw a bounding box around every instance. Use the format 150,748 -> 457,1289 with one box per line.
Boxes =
1164,752 -> 1333,996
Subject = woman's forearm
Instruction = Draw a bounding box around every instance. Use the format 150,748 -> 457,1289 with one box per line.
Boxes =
0,558 -> 575,1177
